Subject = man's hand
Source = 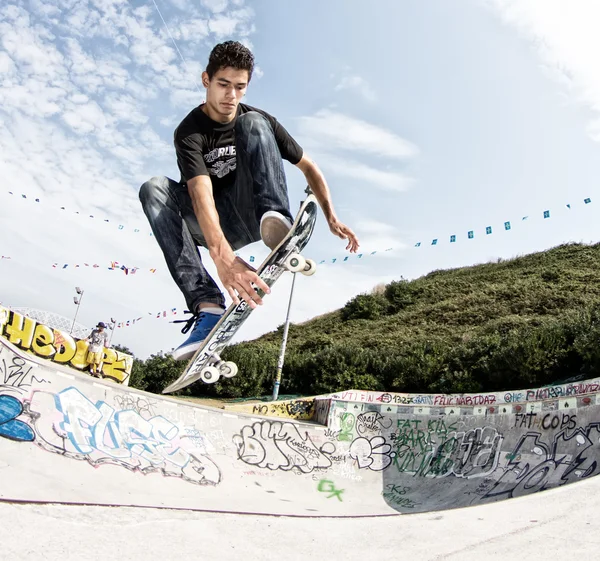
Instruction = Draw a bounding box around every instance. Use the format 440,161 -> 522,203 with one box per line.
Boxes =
328,218 -> 360,253
214,255 -> 270,308
295,155 -> 360,254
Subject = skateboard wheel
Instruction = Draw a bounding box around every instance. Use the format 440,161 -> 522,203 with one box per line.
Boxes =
301,258 -> 316,276
219,361 -> 238,378
200,366 -> 220,384
284,253 -> 306,273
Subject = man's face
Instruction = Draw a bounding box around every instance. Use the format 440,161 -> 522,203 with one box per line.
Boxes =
202,67 -> 249,122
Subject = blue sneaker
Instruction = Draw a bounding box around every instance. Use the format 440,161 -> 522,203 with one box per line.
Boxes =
172,311 -> 222,361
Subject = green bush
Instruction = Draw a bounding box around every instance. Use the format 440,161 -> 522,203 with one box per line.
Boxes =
341,293 -> 386,320
127,243 -> 600,399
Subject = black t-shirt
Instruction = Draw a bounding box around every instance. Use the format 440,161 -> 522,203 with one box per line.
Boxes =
174,103 -> 303,189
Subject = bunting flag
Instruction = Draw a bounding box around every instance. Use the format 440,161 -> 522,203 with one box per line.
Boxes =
4,190 -> 594,246
2,193 -> 597,278
47,261 -> 158,273
5,190 -> 153,236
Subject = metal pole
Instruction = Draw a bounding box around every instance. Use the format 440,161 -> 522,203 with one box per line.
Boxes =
70,291 -> 84,335
272,272 -> 298,401
108,319 -> 116,346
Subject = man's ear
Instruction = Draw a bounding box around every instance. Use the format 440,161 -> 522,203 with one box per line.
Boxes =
201,71 -> 210,88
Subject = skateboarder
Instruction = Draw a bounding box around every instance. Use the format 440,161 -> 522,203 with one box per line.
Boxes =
85,321 -> 110,377
140,41 -> 359,361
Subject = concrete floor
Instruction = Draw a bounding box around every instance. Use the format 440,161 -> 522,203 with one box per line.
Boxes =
1,473 -> 597,561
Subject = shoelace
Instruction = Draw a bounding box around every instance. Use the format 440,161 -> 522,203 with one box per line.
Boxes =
172,310 -> 202,334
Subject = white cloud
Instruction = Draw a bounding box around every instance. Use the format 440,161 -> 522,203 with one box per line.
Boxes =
201,0 -> 229,14
0,0 -> 264,357
353,219 -> 408,253
484,0 -> 600,142
335,74 -> 377,102
310,152 -> 415,193
295,109 -> 419,193
297,110 -> 419,160
253,65 -> 264,80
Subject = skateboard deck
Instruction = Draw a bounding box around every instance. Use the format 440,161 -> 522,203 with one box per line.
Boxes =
162,193 -> 318,394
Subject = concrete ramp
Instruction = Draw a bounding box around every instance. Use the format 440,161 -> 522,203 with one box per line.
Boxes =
1,336 -> 600,517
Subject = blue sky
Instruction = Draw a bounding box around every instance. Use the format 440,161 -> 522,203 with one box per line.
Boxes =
1,0 -> 600,359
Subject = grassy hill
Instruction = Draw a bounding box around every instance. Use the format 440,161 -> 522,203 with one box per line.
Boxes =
131,242 -> 600,398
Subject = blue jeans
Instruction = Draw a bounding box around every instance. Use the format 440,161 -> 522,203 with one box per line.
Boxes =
139,112 -> 293,312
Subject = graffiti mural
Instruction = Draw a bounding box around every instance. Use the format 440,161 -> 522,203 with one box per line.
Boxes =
483,419 -> 600,500
24,387 -> 221,486
317,479 -> 344,501
0,307 -> 132,382
4,325 -> 600,516
233,421 -> 336,473
349,436 -> 394,471
0,346 -> 50,396
248,398 -> 315,420
0,394 -> 35,442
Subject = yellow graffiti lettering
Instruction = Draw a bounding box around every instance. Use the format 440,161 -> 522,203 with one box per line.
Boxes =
0,307 -> 9,336
53,330 -> 77,363
0,307 -> 132,382
32,324 -> 56,358
5,311 -> 36,348
71,340 -> 90,370
101,348 -> 131,383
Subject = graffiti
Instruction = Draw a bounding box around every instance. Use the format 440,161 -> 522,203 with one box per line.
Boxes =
433,394 -> 497,406
314,398 -> 331,426
541,413 -> 577,431
514,412 -> 578,431
504,392 -> 525,403
349,436 -> 394,471
337,412 -> 355,442
484,423 -> 600,500
317,479 -> 344,501
390,426 -> 503,479
250,399 -> 315,420
0,394 -> 35,442
26,387 -> 220,486
233,421 -> 336,473
376,393 -> 432,405
0,349 -> 49,395
514,412 -> 539,429
356,411 -> 392,435
114,394 -> 157,417
325,462 -> 363,482
0,307 -> 132,382
429,427 -> 503,478
526,383 -> 600,402
335,391 -> 381,403
381,484 -> 420,509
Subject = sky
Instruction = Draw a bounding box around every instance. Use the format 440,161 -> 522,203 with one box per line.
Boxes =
1,0 -> 600,359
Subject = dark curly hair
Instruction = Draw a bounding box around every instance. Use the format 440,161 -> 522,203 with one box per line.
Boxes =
206,41 -> 255,81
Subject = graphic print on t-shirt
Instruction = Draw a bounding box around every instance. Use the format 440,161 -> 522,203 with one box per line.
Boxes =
204,145 -> 237,179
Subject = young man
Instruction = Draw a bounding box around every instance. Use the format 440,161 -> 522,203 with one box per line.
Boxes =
85,321 -> 110,377
140,41 -> 359,361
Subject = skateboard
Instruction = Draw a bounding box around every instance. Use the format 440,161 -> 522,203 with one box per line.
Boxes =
162,192 -> 318,394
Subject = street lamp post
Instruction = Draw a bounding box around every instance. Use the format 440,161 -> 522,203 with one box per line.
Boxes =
70,286 -> 84,335
108,317 -> 116,347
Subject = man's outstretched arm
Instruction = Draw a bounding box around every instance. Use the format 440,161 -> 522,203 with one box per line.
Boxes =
187,175 -> 270,308
295,155 -> 360,252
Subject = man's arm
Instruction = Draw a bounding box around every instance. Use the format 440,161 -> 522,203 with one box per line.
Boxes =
295,154 -> 359,252
187,176 -> 270,308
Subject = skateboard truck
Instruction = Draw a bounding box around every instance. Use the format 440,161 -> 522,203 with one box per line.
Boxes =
193,352 -> 239,384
